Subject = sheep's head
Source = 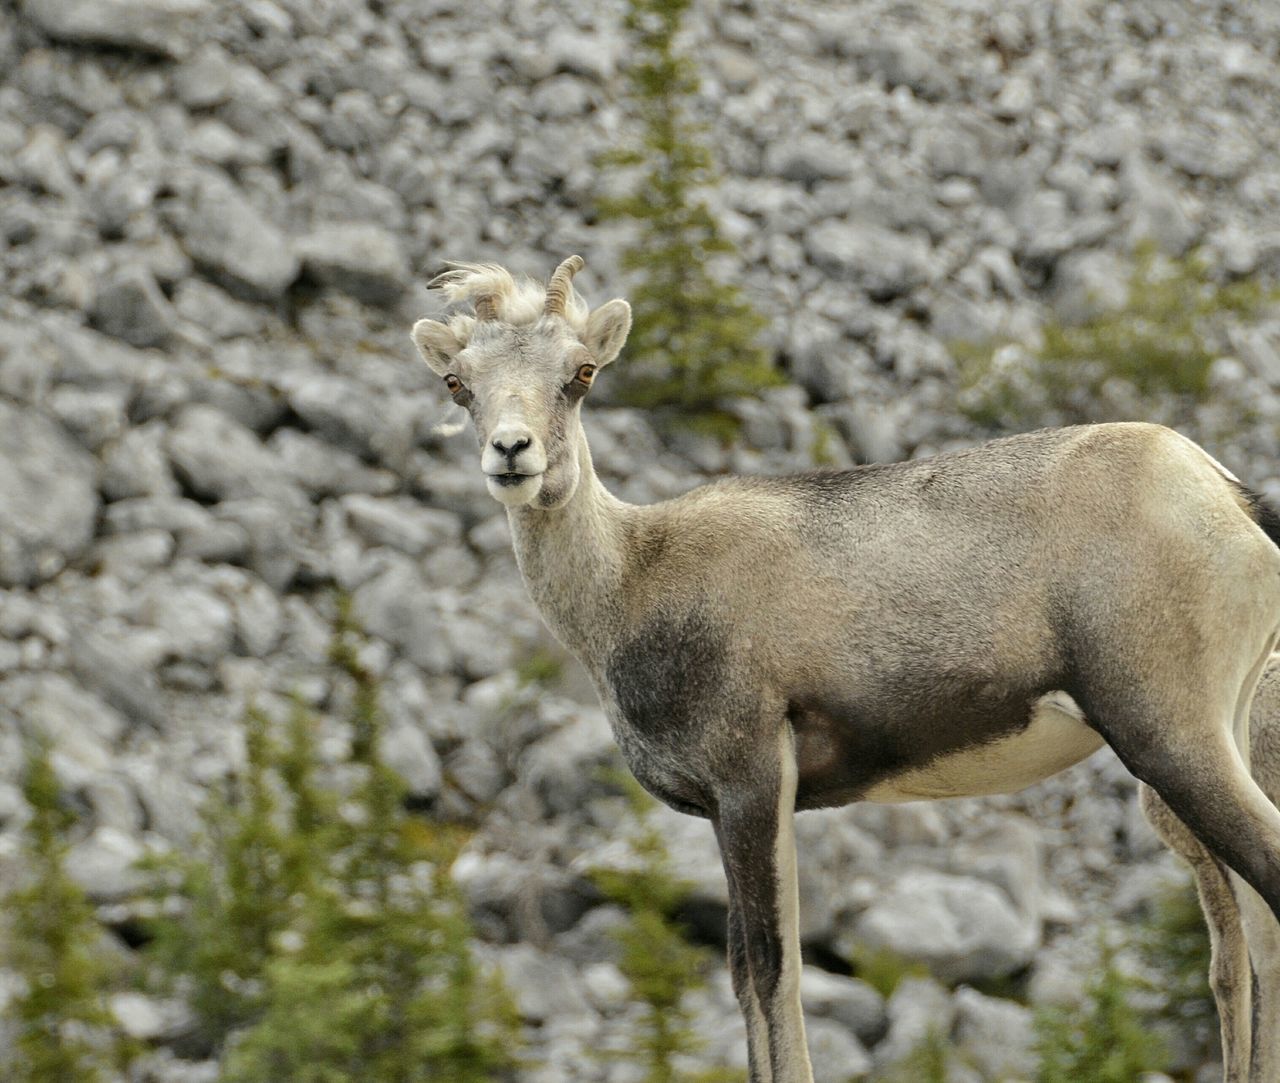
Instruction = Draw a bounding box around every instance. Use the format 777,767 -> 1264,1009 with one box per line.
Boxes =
412,256 -> 631,510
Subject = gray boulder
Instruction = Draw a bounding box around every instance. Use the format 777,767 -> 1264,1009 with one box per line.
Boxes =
296,223 -> 410,306
847,869 -> 1039,984
22,0 -> 211,58
0,402 -> 99,587
90,265 -> 176,348
953,986 -> 1038,1081
65,826 -> 146,901
805,222 -> 933,300
164,170 -> 298,301
485,943 -> 593,1024
875,975 -> 956,1070
340,495 -> 463,557
800,965 -> 888,1048
806,1016 -> 874,1081
164,404 -> 296,504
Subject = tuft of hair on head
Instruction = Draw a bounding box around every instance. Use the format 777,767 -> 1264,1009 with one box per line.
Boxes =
427,260 -> 589,334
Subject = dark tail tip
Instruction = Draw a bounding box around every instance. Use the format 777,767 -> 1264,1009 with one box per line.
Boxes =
1234,481 -> 1280,550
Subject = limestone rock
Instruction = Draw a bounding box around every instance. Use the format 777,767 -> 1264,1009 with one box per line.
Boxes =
296,223 -> 410,306
848,870 -> 1039,984
22,0 -> 211,58
0,402 -> 99,587
805,222 -> 933,300
164,170 -> 298,301
90,265 -> 176,348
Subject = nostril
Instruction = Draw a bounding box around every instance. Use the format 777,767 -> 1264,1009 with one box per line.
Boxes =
492,435 -> 531,460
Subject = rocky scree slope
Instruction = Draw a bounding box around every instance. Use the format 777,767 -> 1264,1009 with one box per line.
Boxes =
1,0 -> 1279,1078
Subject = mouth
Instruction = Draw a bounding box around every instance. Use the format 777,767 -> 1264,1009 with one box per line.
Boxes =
488,472 -> 538,487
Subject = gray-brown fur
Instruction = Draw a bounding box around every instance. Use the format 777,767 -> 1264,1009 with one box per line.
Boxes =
412,257 -> 1280,1083
1143,659 -> 1280,1082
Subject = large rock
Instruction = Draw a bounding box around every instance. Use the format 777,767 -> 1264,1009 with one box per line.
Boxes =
164,170 -> 298,301
22,0 -> 211,58
164,404 -> 297,504
846,869 -> 1039,984
805,222 -> 933,300
296,223 -> 410,305
0,402 -> 99,587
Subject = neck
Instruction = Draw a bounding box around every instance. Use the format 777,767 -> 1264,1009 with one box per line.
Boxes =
506,430 -> 631,660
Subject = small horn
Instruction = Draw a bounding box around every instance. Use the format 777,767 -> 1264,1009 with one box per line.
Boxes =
473,294 -> 499,321
544,255 -> 585,317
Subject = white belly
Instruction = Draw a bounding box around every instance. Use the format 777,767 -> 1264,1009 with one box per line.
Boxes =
863,691 -> 1105,803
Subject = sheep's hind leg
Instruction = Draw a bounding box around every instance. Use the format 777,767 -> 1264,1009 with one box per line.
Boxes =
712,727 -> 812,1083
1140,784 -> 1251,1082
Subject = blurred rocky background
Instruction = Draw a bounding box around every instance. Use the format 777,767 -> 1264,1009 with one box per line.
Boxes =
1,0 -> 1279,1079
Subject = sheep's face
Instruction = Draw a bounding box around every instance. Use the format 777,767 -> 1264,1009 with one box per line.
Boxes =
412,299 -> 631,511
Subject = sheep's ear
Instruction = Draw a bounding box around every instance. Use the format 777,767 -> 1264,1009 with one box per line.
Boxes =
584,299 -> 631,367
411,318 -> 464,376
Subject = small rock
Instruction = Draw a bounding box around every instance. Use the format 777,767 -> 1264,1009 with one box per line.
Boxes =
165,404 -> 296,503
296,223 -> 410,306
805,222 -> 933,301
0,402 -> 99,587
848,869 -> 1038,984
486,943 -> 593,1023
128,579 -> 236,667
953,986 -> 1037,1081
172,278 -> 265,339
109,991 -> 189,1041
875,976 -> 956,1069
22,0 -> 211,58
90,265 -> 176,348
800,966 -> 888,1047
101,422 -> 179,501
65,825 -> 146,901
806,1016 -> 873,1081
381,721 -> 442,801
164,169 -> 297,301
340,495 -> 462,556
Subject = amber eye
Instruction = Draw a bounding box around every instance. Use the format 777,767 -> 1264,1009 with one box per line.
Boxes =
575,363 -> 596,386
444,374 -> 462,393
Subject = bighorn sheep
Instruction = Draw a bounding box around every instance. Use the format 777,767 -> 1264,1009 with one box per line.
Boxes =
1145,657 -> 1280,1082
412,255 -> 1280,1083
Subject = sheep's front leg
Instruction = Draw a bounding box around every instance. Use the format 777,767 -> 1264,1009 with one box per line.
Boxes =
713,730 -> 812,1083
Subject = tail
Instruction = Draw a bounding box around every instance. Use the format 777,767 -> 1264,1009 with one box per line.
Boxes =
1233,481 -> 1280,550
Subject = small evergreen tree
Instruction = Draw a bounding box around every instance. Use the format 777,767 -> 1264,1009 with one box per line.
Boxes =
599,0 -> 781,431
143,704 -> 321,1046
1035,933 -> 1169,1083
591,774 -> 743,1083
2,736 -> 128,1082
221,602 -> 519,1082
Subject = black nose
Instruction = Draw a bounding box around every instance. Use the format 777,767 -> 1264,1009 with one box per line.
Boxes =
492,436 -> 530,459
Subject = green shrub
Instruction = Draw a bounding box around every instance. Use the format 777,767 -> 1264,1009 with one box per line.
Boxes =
876,1027 -> 951,1083
2,736 -> 132,1082
590,775 -> 743,1083
1135,878 -> 1216,1064
848,943 -> 930,1001
598,0 -> 782,430
957,244 -> 1279,428
146,601 -> 520,1079
142,703 -> 323,1045
1034,933 -> 1169,1083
